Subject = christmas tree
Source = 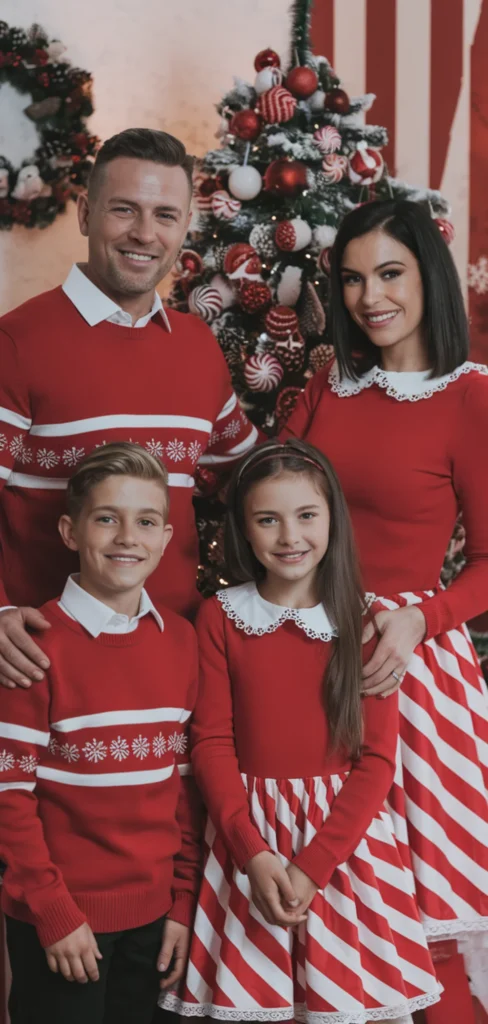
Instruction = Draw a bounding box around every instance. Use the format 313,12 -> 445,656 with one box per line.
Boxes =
174,0 -> 452,594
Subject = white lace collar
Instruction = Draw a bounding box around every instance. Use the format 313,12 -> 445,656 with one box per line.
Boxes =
328,359 -> 488,401
217,582 -> 336,641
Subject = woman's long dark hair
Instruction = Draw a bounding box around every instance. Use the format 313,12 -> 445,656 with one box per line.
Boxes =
328,198 -> 469,381
225,439 -> 365,759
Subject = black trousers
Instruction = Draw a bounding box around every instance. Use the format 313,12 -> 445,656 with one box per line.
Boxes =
6,914 -> 166,1024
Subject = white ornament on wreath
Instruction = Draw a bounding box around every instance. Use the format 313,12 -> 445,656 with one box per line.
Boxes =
277,265 -> 303,307
314,224 -> 337,249
254,67 -> 282,95
228,165 -> 262,201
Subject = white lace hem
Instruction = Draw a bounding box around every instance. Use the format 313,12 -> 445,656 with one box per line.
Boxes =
217,584 -> 337,642
424,915 -> 488,943
328,359 -> 488,402
161,989 -> 441,1022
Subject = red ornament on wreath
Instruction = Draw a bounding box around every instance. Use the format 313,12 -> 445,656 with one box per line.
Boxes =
435,218 -> 455,245
239,280 -> 272,314
224,243 -> 260,279
254,48 -> 281,72
285,65 -> 318,99
348,141 -> 384,185
257,86 -> 297,124
275,217 -> 312,252
265,305 -> 299,340
276,386 -> 302,429
229,109 -> 263,142
194,177 -> 222,211
275,332 -> 305,372
264,159 -> 308,197
325,88 -> 350,114
175,249 -> 203,278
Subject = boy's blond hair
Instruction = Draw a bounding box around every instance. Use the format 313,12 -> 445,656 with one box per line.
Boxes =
66,442 -> 169,519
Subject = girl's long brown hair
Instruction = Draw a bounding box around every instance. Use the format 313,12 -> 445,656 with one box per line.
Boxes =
225,439 -> 365,759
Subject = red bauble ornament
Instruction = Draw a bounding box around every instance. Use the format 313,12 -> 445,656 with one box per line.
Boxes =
229,109 -> 263,142
258,86 -> 297,124
175,249 -> 204,277
254,48 -> 281,72
194,177 -> 222,211
265,305 -> 299,341
285,66 -> 319,99
348,142 -> 384,185
264,159 -> 308,197
435,218 -> 455,245
275,332 -> 305,372
325,88 -> 350,114
239,280 -> 272,314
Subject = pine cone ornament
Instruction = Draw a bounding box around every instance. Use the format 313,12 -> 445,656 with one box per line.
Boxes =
309,343 -> 334,374
299,282 -> 326,338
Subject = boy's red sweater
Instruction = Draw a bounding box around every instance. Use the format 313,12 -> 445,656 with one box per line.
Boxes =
0,601 -> 201,947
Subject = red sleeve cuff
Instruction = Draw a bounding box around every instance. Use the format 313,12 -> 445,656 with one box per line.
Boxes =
291,845 -> 336,891
34,893 -> 87,948
167,890 -> 196,928
226,820 -> 270,872
420,595 -> 446,640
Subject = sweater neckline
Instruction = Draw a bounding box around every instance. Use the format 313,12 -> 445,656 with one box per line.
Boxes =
217,582 -> 337,641
328,359 -> 488,401
46,602 -> 152,646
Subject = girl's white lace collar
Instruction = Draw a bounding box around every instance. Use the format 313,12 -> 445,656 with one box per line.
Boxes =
217,582 -> 337,641
328,359 -> 488,401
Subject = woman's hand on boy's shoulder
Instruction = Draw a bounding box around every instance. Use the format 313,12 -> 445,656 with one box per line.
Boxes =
0,606 -> 51,689
45,922 -> 102,983
158,919 -> 191,990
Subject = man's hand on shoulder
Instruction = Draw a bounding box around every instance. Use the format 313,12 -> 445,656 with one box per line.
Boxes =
0,607 -> 51,689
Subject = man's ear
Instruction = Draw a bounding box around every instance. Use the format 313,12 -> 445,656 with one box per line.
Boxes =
77,192 -> 89,238
58,515 -> 80,552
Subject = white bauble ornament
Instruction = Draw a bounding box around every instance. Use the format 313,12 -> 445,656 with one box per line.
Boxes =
210,274 -> 236,310
275,217 -> 312,252
228,165 -> 263,201
254,67 -> 283,94
277,266 -> 303,307
309,89 -> 326,112
314,225 -> 337,249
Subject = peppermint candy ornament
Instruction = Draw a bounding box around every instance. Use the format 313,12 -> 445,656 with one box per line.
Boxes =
211,190 -> 241,221
265,305 -> 299,341
188,285 -> 223,323
244,353 -> 283,393
313,125 -> 341,155
275,217 -> 312,252
322,154 -> 349,183
349,141 -> 384,185
257,85 -> 297,124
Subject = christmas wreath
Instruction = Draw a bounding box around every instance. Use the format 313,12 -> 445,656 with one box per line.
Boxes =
0,21 -> 98,228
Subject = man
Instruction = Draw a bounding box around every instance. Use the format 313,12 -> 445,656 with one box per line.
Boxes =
0,128 -> 257,689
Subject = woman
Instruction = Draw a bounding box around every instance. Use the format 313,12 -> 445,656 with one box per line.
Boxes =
282,198 -> 488,1024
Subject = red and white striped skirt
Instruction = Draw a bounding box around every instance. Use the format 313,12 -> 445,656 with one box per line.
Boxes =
371,590 -> 488,948
162,773 -> 441,1023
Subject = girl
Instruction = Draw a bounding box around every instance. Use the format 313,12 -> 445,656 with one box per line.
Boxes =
281,199 -> 488,1021
162,439 -> 441,1024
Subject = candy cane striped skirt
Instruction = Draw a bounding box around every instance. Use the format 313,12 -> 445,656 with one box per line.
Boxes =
371,590 -> 488,949
161,773 -> 441,1023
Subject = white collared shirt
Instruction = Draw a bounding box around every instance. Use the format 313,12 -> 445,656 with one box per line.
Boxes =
62,263 -> 172,331
58,575 -> 164,637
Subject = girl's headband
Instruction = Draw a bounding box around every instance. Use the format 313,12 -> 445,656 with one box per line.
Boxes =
237,444 -> 324,485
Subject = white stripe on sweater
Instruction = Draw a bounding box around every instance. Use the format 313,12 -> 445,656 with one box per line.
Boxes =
29,414 -> 212,437
215,393 -> 237,421
6,472 -> 194,489
0,406 -> 32,430
0,722 -> 50,746
37,763 -> 174,787
51,707 -> 191,733
199,425 -> 258,465
0,781 -> 36,793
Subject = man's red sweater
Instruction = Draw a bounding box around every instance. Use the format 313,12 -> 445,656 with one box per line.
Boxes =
0,287 -> 256,618
0,601 -> 201,947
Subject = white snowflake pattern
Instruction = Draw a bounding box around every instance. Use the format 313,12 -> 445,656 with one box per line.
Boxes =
9,435 -> 33,464
222,418 -> 241,440
152,732 -> 167,758
62,446 -> 85,467
145,439 -> 165,459
166,439 -> 186,462
110,736 -> 130,761
0,433 -> 7,451
167,731 -> 188,755
18,754 -> 38,774
187,441 -> 203,465
94,440 -> 107,448
0,749 -> 15,772
132,735 -> 150,760
48,737 -> 59,755
37,448 -> 60,469
467,255 -> 488,295
208,429 -> 220,448
82,738 -> 107,763
59,743 -> 80,763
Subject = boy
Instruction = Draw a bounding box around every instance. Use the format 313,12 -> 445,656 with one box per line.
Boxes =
0,442 -> 201,1024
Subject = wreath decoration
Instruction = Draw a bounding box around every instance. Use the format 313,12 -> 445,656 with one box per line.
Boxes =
0,21 -> 98,228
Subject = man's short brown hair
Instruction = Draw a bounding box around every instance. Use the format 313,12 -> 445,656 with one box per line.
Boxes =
88,128 -> 194,199
66,442 -> 169,520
